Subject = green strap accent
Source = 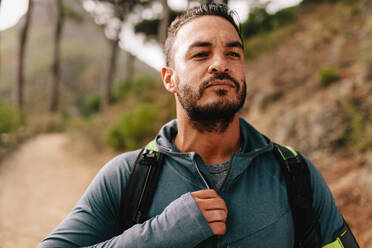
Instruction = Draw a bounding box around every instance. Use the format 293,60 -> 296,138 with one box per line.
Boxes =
145,140 -> 159,152
276,145 -> 298,160
277,147 -> 287,160
322,238 -> 344,248
284,145 -> 298,157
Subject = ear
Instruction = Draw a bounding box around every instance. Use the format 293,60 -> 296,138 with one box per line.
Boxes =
161,66 -> 177,93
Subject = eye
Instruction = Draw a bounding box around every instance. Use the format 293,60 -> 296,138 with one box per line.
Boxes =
192,52 -> 209,58
227,52 -> 241,58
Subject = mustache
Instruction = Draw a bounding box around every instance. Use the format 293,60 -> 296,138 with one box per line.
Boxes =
200,73 -> 240,92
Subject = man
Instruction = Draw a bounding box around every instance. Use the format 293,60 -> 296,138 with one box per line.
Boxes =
39,3 -> 357,248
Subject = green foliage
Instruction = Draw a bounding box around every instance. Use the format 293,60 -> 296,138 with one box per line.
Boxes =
301,0 -> 360,5
85,95 -> 101,114
318,66 -> 341,87
76,94 -> 102,117
104,104 -> 159,150
301,0 -> 336,4
241,6 -> 297,39
0,103 -> 19,134
244,33 -> 272,58
244,28 -> 293,59
62,4 -> 84,23
340,99 -> 372,152
134,10 -> 181,40
113,75 -> 155,101
135,19 -> 160,38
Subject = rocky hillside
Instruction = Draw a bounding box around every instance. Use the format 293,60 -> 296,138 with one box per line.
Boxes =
240,1 -> 372,246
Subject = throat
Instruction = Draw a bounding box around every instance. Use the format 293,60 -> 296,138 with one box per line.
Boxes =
190,114 -> 235,133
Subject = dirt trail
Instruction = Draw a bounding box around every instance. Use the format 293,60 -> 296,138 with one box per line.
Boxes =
0,134 -> 115,248
1,134 -> 371,247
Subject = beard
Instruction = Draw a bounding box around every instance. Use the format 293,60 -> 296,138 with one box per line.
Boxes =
176,73 -> 246,133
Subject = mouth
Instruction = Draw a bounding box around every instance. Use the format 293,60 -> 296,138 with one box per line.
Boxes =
206,80 -> 235,88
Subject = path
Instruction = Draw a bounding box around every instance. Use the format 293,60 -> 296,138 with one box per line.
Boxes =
0,134 -> 371,247
0,134 -> 115,248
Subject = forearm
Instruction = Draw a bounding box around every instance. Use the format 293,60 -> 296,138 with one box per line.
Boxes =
39,193 -> 213,248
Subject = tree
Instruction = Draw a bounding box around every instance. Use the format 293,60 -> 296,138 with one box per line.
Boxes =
0,0 -> 2,76
203,0 -> 229,4
15,0 -> 33,112
134,8 -> 181,42
49,0 -> 65,112
157,0 -> 169,46
88,0 -> 140,110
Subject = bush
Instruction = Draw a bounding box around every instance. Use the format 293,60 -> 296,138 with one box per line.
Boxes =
113,75 -> 155,101
85,94 -> 101,114
318,66 -> 341,87
241,6 -> 297,39
75,94 -> 101,117
340,99 -> 372,152
104,104 -> 159,150
0,103 -> 18,134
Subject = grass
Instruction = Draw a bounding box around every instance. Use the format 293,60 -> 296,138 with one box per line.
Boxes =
340,99 -> 372,153
318,66 -> 341,87
104,104 -> 160,150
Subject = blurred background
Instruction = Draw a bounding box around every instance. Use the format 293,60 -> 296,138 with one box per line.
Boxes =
0,0 -> 371,247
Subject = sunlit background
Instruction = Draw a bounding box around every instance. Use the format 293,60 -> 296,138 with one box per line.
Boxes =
0,0 -> 302,70
0,0 -> 371,247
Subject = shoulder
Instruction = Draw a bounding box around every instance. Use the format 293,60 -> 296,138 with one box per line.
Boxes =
81,149 -> 142,203
300,155 -> 344,245
100,149 -> 142,176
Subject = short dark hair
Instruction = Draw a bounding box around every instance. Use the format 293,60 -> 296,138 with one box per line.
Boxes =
164,3 -> 243,66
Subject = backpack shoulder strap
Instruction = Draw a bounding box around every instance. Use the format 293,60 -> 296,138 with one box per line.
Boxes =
119,140 -> 164,231
273,143 -> 322,248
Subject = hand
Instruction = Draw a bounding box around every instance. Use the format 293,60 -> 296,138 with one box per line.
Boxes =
191,189 -> 228,235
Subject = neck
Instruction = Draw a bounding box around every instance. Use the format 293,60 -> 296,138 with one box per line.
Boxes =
175,111 -> 241,165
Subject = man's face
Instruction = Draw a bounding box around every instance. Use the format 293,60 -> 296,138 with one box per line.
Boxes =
168,15 -> 246,131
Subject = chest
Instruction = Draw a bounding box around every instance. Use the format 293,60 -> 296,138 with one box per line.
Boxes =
148,159 -> 295,247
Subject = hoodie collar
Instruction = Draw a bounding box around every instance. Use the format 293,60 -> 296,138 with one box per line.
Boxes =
155,118 -> 273,157
154,118 -> 274,191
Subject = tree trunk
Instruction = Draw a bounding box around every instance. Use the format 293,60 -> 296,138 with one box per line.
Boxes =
158,0 -> 169,46
102,36 -> 119,110
15,0 -> 33,111
50,0 -> 64,112
0,30 -> 1,77
126,53 -> 134,82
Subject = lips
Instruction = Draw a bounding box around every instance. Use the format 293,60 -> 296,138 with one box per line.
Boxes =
206,80 -> 235,88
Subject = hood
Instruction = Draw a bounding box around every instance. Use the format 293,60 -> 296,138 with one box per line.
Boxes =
154,118 -> 273,156
153,118 -> 274,190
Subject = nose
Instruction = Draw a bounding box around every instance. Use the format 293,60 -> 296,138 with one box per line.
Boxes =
208,55 -> 229,74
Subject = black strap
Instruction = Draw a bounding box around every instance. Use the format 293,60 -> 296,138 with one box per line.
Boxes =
119,148 -> 164,231
119,141 -> 323,246
333,219 -> 359,248
273,144 -> 322,248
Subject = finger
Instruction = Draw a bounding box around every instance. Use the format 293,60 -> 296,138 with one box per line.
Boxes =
191,189 -> 218,199
203,209 -> 227,223
196,197 -> 227,212
209,222 -> 226,236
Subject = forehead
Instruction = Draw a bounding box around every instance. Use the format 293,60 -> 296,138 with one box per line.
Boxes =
173,15 -> 241,52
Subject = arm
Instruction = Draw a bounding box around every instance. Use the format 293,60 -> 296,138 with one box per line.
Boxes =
38,152 -> 213,248
305,158 -> 359,247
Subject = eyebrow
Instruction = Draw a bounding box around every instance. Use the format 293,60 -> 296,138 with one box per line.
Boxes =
188,40 -> 243,50
189,41 -> 212,49
226,41 -> 243,49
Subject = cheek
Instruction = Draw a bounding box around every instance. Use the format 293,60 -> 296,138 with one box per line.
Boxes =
234,63 -> 246,79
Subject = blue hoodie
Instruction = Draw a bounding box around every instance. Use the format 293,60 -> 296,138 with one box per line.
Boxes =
39,118 -> 343,248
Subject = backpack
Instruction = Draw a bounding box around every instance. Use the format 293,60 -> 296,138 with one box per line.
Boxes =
119,141 -> 322,247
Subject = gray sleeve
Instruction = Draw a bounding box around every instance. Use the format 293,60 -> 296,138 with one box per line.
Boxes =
305,158 -> 344,246
38,152 -> 213,248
